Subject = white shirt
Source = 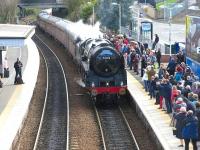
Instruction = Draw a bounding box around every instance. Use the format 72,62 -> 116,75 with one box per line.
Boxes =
3,59 -> 8,69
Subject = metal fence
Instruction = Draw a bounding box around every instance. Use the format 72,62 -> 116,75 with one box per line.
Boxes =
121,1 -> 189,54
164,2 -> 185,19
121,24 -> 185,55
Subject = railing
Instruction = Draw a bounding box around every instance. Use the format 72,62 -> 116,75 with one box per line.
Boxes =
18,2 -> 67,8
121,24 -> 185,55
156,2 -> 185,19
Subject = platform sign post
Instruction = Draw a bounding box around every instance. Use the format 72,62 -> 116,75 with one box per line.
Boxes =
0,46 -> 6,78
141,21 -> 153,42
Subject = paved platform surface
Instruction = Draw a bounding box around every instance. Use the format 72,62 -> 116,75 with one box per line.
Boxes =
0,39 -> 39,149
127,70 -> 197,150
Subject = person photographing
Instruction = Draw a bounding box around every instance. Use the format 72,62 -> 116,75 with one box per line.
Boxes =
14,58 -> 24,84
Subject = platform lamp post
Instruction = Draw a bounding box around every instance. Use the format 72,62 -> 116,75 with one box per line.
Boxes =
185,0 -> 188,15
169,8 -> 172,56
168,4 -> 183,56
92,5 -> 94,26
88,2 -> 95,26
112,2 -> 121,34
129,5 -> 140,41
163,0 -> 166,21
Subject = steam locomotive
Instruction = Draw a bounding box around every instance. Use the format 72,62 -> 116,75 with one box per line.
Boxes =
37,12 -> 127,100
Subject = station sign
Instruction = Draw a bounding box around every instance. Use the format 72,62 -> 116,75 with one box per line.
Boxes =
141,22 -> 152,31
140,21 -> 153,40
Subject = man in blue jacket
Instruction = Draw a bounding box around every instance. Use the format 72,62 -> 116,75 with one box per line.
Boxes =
167,57 -> 177,76
182,110 -> 199,150
162,79 -> 172,113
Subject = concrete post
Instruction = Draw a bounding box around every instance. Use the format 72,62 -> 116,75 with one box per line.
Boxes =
169,9 -> 172,56
0,46 -> 6,78
119,4 -> 122,34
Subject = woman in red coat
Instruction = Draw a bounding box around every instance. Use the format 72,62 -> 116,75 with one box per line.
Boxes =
171,85 -> 179,104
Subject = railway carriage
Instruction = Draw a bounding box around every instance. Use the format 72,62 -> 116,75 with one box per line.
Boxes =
56,21 -> 68,48
37,12 -> 127,101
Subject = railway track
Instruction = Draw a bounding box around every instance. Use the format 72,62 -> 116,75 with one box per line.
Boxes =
95,102 -> 140,150
35,29 -> 102,149
32,35 -> 69,150
30,28 -> 156,150
13,22 -> 158,149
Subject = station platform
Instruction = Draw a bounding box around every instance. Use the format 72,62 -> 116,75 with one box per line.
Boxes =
0,25 -> 39,149
127,70 -> 197,150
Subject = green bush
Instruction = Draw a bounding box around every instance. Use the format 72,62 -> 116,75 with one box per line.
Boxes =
80,3 -> 93,22
156,0 -> 177,10
24,8 -> 36,16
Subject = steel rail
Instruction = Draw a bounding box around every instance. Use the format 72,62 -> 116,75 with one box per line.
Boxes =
93,103 -> 107,150
94,101 -> 141,150
119,106 -> 140,150
33,35 -> 49,150
32,34 -> 70,150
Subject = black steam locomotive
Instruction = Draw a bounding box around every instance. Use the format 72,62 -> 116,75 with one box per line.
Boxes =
78,38 -> 127,97
37,12 -> 127,100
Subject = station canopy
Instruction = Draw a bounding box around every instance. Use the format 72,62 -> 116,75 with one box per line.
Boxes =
0,24 -> 35,47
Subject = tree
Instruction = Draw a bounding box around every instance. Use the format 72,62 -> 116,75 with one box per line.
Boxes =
0,0 -> 19,23
63,0 -> 132,31
97,0 -> 132,32
80,3 -> 92,23
64,0 -> 84,21
80,0 -> 97,23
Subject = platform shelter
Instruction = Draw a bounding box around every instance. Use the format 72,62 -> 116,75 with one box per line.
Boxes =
0,24 -> 35,77
0,24 -> 37,150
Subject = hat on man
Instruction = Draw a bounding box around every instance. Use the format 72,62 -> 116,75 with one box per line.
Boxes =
187,110 -> 193,115
180,107 -> 186,112
176,97 -> 183,104
130,41 -> 137,45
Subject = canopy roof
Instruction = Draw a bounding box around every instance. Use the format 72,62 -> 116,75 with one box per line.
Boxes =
0,24 -> 35,47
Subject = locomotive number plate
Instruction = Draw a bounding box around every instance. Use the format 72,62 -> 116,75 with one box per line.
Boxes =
102,56 -> 111,59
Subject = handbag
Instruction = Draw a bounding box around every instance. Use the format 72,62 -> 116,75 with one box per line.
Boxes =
4,68 -> 9,78
172,127 -> 177,136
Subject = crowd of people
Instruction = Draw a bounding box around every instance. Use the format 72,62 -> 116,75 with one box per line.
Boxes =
107,33 -> 200,149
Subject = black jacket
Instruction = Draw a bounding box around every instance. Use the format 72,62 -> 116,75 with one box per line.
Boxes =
14,61 -> 23,71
